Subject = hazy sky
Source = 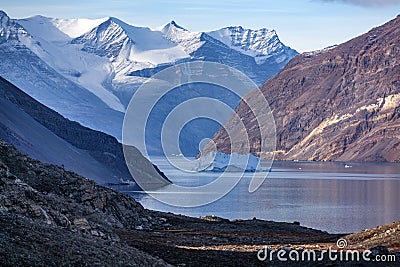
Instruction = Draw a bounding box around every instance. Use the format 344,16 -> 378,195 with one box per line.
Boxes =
2,0 -> 400,52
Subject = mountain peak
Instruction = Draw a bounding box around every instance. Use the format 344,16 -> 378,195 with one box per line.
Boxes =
29,14 -> 50,20
0,10 -> 8,18
169,20 -> 185,30
103,16 -> 126,30
0,10 -> 27,42
0,10 -> 10,27
208,26 -> 296,65
160,20 -> 187,34
224,25 -> 277,38
107,16 -> 122,24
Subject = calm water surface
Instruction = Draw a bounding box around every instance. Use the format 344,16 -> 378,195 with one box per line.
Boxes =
115,158 -> 400,233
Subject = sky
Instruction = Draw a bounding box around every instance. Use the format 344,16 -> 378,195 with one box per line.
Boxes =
2,0 -> 400,52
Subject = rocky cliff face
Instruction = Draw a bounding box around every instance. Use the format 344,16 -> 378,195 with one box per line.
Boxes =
210,16 -> 400,162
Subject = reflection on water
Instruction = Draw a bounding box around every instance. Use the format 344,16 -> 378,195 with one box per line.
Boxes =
115,158 -> 400,233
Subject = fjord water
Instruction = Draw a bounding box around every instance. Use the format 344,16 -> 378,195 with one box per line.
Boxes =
120,158 -> 400,233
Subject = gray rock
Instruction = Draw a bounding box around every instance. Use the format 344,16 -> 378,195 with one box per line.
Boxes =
0,139 -> 171,266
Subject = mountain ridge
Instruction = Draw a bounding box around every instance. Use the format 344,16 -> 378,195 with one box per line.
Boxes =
0,9 -> 297,154
208,15 -> 400,162
208,26 -> 297,66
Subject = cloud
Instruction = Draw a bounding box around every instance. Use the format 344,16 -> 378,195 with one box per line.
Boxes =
317,0 -> 400,7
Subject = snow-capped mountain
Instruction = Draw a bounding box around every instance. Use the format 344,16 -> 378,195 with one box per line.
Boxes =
72,18 -> 190,70
0,12 -> 124,139
208,26 -> 297,66
0,10 -> 297,155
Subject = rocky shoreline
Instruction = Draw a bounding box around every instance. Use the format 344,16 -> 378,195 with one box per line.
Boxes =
0,139 -> 399,266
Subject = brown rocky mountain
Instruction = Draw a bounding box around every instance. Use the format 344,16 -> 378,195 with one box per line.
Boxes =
210,15 -> 400,162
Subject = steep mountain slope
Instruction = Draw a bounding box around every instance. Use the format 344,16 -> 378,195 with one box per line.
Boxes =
0,10 -> 297,155
209,16 -> 400,162
0,11 -> 124,139
0,76 -> 169,186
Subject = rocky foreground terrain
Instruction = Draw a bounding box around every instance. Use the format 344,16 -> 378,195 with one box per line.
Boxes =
0,139 -> 399,266
210,15 -> 400,162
